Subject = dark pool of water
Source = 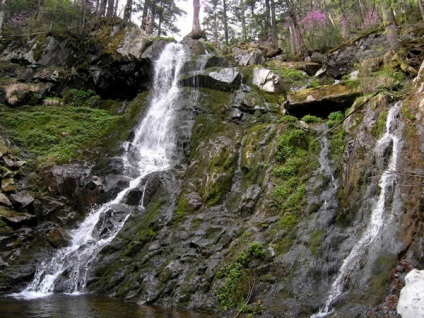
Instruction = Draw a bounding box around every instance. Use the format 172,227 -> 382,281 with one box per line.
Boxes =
0,294 -> 217,318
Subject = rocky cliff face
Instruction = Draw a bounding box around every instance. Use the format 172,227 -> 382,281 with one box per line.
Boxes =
1,21 -> 424,318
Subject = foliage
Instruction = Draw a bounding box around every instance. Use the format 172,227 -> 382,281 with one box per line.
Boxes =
217,242 -> 266,310
327,111 -> 344,127
276,129 -> 308,162
301,115 -> 321,124
0,106 -> 122,166
62,89 -> 100,108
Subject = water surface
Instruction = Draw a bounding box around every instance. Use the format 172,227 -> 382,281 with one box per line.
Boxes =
0,294 -> 216,318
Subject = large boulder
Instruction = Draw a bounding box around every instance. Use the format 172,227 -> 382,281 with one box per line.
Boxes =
397,269 -> 424,318
252,67 -> 282,93
180,67 -> 241,91
286,84 -> 361,117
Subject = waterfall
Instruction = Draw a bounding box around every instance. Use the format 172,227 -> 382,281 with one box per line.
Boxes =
311,101 -> 403,318
14,43 -> 187,299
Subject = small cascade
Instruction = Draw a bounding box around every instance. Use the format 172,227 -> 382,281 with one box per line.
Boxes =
312,101 -> 403,318
15,43 -> 187,299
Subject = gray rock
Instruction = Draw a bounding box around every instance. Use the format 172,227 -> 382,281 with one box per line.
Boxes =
252,67 -> 282,93
0,211 -> 36,227
10,192 -> 35,212
1,178 -> 16,193
0,193 -> 12,207
180,67 -> 241,91
238,185 -> 262,215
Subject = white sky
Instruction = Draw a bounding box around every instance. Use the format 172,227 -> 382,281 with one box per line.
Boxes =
174,0 -> 196,40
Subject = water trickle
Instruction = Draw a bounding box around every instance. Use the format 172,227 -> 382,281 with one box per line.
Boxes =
312,101 -> 403,318
14,43 -> 187,299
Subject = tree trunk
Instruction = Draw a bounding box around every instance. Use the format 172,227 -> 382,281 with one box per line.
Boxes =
106,0 -> 114,17
382,3 -> 399,52
141,0 -> 150,31
240,0 -> 247,41
419,0 -> 424,21
99,0 -> 107,17
123,0 -> 133,22
192,0 -> 201,35
148,1 -> 156,35
265,0 -> 270,40
223,0 -> 229,44
0,0 -> 5,36
270,0 -> 278,47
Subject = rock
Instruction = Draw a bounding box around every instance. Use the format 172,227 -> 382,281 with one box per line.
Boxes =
41,163 -> 92,197
238,185 -> 261,215
269,61 -> 321,76
1,178 -> 16,193
180,67 -> 241,92
397,269 -> 424,318
47,227 -> 71,248
252,67 -> 282,93
141,39 -> 174,60
0,208 -> 36,227
3,82 -> 48,106
10,192 -> 35,213
0,138 -> 9,157
0,193 -> 12,207
125,188 -> 144,206
233,48 -> 265,66
286,84 -> 361,117
116,26 -> 149,59
184,192 -> 203,211
88,59 -> 151,99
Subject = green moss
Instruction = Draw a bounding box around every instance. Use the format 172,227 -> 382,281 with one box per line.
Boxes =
0,105 -> 124,166
310,229 -> 325,256
374,110 -> 388,138
362,254 -> 397,305
326,111 -> 344,128
301,115 -> 322,124
216,242 -> 266,310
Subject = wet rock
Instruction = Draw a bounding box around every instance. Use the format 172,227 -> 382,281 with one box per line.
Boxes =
47,227 -> 72,248
397,269 -> 424,318
238,185 -> 261,215
10,192 -> 34,212
141,39 -> 175,60
125,188 -> 144,206
180,67 -> 241,92
0,193 -> 12,207
252,67 -> 282,93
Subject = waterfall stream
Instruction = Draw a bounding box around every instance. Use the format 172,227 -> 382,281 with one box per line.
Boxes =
14,42 -> 187,299
312,101 -> 403,317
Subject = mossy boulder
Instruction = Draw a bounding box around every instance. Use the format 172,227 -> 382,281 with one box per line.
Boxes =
286,84 -> 361,117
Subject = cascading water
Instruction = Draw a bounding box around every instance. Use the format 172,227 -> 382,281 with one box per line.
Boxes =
14,42 -> 187,299
312,101 -> 403,318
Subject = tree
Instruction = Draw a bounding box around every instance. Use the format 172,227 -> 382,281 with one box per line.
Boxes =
192,0 -> 202,35
381,1 -> 399,52
123,0 -> 132,22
